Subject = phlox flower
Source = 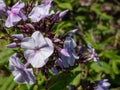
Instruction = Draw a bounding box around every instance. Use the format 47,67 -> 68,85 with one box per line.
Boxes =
0,0 -> 6,11
60,34 -> 79,68
9,54 -> 35,84
28,0 -> 54,22
87,44 -> 101,66
5,1 -> 27,27
21,31 -> 54,68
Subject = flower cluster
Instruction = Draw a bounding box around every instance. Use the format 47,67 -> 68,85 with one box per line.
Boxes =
94,79 -> 111,90
0,0 -> 103,85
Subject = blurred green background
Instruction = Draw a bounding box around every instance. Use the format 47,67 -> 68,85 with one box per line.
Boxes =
0,0 -> 120,90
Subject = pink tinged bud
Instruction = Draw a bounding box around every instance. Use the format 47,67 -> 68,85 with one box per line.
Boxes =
26,23 -> 35,29
59,10 -> 69,18
51,67 -> 59,75
60,49 -> 70,57
53,38 -> 61,42
12,34 -> 24,40
7,42 -> 17,48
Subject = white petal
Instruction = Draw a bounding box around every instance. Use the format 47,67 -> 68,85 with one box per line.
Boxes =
28,3 -> 53,22
21,37 -> 36,50
28,7 -> 41,22
29,52 -> 49,68
24,50 -> 35,60
39,38 -> 54,57
31,31 -> 47,47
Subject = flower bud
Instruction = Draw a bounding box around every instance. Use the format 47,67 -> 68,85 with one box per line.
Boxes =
7,43 -> 17,48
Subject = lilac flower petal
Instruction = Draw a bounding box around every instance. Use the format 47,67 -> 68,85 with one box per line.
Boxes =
31,31 -> 47,47
5,12 -> 21,27
24,50 -> 35,60
60,49 -> 70,57
64,37 -> 76,49
5,1 -> 25,27
29,53 -> 49,68
28,2 -> 54,22
19,10 -> 27,21
0,0 -> 6,10
60,55 -> 69,68
12,1 -> 25,14
67,54 -> 75,66
21,37 -> 36,50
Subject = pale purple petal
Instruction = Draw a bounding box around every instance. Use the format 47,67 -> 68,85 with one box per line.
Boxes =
12,1 -> 25,14
40,37 -> 54,56
24,50 -> 35,60
5,12 -> 21,27
29,52 -> 49,68
28,3 -> 54,22
21,37 -> 36,50
0,0 -> 6,10
19,10 -> 27,21
64,37 -> 76,49
31,31 -> 47,47
60,49 -> 70,57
